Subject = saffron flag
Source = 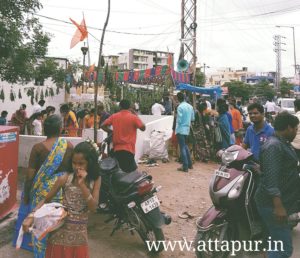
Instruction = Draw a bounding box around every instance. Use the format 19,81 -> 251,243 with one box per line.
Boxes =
167,54 -> 173,67
88,64 -> 95,72
70,18 -> 88,49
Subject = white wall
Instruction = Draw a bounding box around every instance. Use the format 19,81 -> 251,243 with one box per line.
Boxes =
18,116 -> 174,168
0,80 -> 66,119
18,135 -> 83,167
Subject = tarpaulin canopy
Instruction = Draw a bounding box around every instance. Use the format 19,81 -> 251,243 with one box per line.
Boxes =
176,83 -> 223,97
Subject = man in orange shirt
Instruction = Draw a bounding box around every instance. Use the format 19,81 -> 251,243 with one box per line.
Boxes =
229,102 -> 243,145
101,99 -> 146,172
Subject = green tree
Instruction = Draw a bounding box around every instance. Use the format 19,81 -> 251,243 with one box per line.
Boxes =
280,78 -> 293,97
253,80 -> 275,100
0,0 -> 50,83
195,71 -> 205,86
224,81 -> 251,100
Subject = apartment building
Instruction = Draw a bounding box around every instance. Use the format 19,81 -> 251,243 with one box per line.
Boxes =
118,49 -> 173,70
208,67 -> 255,86
103,55 -> 119,70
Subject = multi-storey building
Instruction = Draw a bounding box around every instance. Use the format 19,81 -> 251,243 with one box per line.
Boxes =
103,55 -> 119,70
118,49 -> 173,70
208,67 -> 255,86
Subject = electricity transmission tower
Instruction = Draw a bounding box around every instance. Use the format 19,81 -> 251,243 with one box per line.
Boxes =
179,0 -> 197,78
273,35 -> 286,91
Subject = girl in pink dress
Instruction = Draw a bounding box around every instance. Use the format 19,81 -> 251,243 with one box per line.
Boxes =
23,141 -> 101,258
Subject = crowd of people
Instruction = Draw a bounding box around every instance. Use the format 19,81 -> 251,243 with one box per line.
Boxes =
0,101 -> 111,138
4,92 -> 300,257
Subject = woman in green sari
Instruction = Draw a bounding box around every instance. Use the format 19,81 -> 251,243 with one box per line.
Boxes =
14,115 -> 73,258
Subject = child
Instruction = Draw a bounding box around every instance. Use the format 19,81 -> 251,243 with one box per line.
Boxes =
0,110 -> 8,125
32,112 -> 43,136
22,142 -> 101,258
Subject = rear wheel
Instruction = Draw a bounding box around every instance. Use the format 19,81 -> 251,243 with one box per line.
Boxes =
194,222 -> 233,258
127,207 -> 165,253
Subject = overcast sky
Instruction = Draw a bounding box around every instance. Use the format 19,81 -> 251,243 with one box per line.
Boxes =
38,0 -> 300,77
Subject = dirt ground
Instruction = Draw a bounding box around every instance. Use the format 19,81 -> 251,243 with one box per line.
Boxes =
0,159 -> 216,258
2,158 -> 300,257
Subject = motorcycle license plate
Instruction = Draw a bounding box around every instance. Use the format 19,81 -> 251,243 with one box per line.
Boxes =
215,170 -> 230,179
141,195 -> 160,214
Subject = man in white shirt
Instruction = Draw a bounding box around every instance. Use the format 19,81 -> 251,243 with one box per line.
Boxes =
32,112 -> 43,136
32,100 -> 45,115
151,100 -> 165,115
292,99 -> 300,158
264,99 -> 276,113
205,99 -> 212,110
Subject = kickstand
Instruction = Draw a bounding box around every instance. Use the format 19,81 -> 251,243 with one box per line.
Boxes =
110,218 -> 123,236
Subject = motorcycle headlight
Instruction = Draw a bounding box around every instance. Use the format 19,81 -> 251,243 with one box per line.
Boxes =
227,175 -> 246,199
222,151 -> 239,165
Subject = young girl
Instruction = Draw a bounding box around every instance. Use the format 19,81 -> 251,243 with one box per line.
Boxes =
22,142 -> 101,258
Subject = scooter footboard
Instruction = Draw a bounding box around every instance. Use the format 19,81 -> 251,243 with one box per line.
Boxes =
196,206 -> 226,231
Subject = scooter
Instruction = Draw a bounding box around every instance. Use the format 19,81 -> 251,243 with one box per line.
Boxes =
98,136 -> 171,253
194,145 -> 264,258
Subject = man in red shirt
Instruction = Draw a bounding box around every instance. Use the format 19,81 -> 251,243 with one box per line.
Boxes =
101,99 -> 146,172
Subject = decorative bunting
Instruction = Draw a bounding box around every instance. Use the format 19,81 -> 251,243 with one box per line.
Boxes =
133,71 -> 140,81
89,65 -> 190,84
171,69 -> 191,84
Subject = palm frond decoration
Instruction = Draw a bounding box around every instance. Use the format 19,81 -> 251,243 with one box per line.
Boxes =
18,88 -> 22,99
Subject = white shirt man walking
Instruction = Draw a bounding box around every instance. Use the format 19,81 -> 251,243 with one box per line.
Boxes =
151,100 -> 165,115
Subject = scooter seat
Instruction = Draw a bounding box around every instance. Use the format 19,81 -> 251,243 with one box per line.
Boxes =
112,170 -> 143,194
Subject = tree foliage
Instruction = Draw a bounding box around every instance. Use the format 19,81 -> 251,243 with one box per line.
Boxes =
280,78 -> 293,96
224,81 -> 252,100
253,80 -> 275,100
0,0 -> 50,83
195,71 -> 205,86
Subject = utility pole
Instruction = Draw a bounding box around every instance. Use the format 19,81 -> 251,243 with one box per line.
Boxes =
179,0 -> 197,78
273,35 -> 286,92
276,26 -> 297,76
179,0 -> 197,106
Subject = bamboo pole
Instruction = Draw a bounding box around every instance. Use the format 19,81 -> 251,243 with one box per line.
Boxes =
93,0 -> 111,143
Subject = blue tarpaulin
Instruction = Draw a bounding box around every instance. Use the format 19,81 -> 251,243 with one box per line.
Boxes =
176,83 -> 223,98
293,85 -> 300,92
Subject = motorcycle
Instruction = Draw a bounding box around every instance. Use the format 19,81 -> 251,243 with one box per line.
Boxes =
98,136 -> 171,253
194,145 -> 264,258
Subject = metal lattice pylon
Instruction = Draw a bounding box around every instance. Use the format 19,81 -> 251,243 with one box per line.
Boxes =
273,35 -> 286,90
179,0 -> 197,72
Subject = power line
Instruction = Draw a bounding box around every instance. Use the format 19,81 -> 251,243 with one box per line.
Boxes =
34,13 -> 179,36
43,3 -> 166,15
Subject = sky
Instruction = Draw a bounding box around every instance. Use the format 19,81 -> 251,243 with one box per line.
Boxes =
37,0 -> 300,77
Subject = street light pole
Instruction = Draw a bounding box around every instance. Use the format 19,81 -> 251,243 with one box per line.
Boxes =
276,25 -> 297,76
292,27 -> 297,75
201,63 -> 210,85
81,45 -> 88,93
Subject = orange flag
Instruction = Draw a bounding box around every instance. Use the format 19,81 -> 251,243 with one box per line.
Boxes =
167,53 -> 173,67
88,64 -> 95,72
70,18 -> 88,49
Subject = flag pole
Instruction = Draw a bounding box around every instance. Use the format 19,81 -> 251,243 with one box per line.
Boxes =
83,12 -> 91,67
94,0 -> 111,143
83,12 -> 92,89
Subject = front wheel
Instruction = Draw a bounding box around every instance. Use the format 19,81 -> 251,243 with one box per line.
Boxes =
127,208 -> 165,253
194,222 -> 233,258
